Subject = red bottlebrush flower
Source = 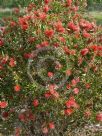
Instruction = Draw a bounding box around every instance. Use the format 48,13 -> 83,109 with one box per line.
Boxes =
49,122 -> 55,129
29,115 -> 35,121
0,27 -> 5,34
73,88 -> 79,94
44,0 -> 50,4
70,49 -> 76,55
98,52 -> 102,57
42,127 -> 49,134
68,22 -> 79,32
59,37 -> 66,43
43,5 -> 50,13
71,6 -> 79,12
66,84 -> 71,90
10,21 -> 16,27
36,44 -> 42,49
67,0 -> 72,7
0,101 -> 8,108
66,69 -> 72,76
22,24 -> 28,31
71,79 -> 77,86
44,29 -> 54,38
89,45 -> 98,52
75,77 -> 80,83
74,33 -> 80,39
27,3 -> 36,12
32,99 -> 39,107
48,72 -> 54,78
44,91 -> 51,98
9,108 -> 15,113
24,15 -> 31,21
27,4 -> 33,12
48,84 -> 59,98
2,111 -> 9,118
55,63 -> 62,70
85,83 -> 90,89
81,48 -> 89,56
41,41 -> 49,47
27,112 -> 35,121
65,96 -> 79,108
19,17 -> 29,31
49,84 -> 56,94
96,113 -> 102,122
1,56 -> 9,65
0,38 -> 4,47
82,30 -> 91,38
28,37 -> 36,43
97,46 -> 102,51
15,127 -> 21,136
78,57 -> 83,65
39,12 -> 47,21
9,58 -> 16,67
54,21 -> 65,33
0,65 -> 3,70
64,108 -> 73,115
53,43 -> 59,47
19,17 -> 25,23
14,84 -> 21,92
49,89 -> 55,95
87,38 -> 93,44
23,53 -> 32,59
80,19 -> 94,31
93,66 -> 98,72
63,46 -> 70,54
18,113 -> 25,122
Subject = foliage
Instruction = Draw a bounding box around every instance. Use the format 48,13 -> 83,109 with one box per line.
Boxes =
87,0 -> 102,5
0,0 -> 102,135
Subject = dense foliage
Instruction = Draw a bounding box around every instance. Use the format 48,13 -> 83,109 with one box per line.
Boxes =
0,0 -> 102,135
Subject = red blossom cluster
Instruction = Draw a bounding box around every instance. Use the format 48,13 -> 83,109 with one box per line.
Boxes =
0,101 -> 8,108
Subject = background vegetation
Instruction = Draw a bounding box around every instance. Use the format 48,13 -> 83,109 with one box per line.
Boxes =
0,0 -> 102,8
0,0 -> 102,25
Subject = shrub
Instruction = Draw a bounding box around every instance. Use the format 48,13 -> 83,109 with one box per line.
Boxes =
0,0 -> 102,135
